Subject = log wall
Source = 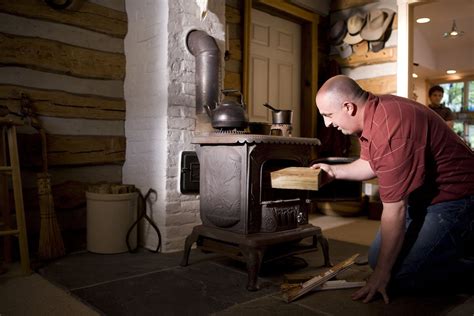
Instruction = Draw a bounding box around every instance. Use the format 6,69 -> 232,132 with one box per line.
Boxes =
0,0 -> 126,255
224,0 -> 243,91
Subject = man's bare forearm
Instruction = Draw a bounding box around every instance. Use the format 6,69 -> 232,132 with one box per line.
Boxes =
375,201 -> 406,274
350,199 -> 407,304
332,158 -> 376,181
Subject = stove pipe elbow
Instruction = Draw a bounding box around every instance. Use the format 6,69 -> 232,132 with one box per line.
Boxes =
186,30 -> 220,116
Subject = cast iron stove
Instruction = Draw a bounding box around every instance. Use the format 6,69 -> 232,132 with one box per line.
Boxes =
180,133 -> 331,290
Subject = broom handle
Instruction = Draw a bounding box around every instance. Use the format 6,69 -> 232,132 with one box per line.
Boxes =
20,93 -> 48,172
39,128 -> 48,173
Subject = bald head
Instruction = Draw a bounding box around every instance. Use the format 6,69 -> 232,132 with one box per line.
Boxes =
315,75 -> 369,135
316,75 -> 368,111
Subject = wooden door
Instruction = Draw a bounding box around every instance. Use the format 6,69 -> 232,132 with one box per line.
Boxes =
249,9 -> 302,136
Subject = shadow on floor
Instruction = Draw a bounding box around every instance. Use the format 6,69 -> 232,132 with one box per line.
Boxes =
38,239 -> 473,316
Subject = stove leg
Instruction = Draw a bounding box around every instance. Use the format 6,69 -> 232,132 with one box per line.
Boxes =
180,231 -> 200,267
315,234 -> 332,267
240,246 -> 264,291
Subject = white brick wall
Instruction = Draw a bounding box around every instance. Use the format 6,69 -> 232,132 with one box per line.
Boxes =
123,0 -> 225,252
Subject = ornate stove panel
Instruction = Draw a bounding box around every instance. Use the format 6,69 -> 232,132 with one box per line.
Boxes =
194,134 -> 321,234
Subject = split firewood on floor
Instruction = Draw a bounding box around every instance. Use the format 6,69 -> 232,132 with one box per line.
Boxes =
281,253 -> 360,303
270,167 -> 325,191
281,280 -> 366,292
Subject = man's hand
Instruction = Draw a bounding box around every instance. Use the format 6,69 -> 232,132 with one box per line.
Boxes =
351,200 -> 407,305
310,163 -> 336,181
310,158 -> 375,182
351,268 -> 391,304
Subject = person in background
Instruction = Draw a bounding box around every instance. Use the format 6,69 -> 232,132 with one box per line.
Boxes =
312,75 -> 474,304
428,85 -> 454,128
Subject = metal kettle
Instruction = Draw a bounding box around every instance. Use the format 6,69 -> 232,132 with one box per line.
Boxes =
205,89 -> 249,129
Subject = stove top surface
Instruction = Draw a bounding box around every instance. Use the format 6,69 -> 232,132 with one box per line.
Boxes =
192,133 -> 321,145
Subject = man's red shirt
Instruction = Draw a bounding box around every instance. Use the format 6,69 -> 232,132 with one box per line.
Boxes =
359,93 -> 474,205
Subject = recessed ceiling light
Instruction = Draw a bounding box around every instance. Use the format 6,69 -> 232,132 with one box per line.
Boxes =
416,17 -> 430,24
446,69 -> 456,74
412,73 -> 418,78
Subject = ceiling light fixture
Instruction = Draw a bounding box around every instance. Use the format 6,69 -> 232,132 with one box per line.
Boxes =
416,17 -> 430,24
412,63 -> 419,78
443,20 -> 464,38
446,70 -> 457,74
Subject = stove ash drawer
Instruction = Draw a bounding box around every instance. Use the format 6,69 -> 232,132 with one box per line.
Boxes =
260,198 -> 304,233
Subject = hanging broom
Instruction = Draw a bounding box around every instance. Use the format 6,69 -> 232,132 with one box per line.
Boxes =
22,94 -> 65,260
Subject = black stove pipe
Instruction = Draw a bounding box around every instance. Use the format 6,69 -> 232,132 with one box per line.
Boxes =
186,30 -> 220,116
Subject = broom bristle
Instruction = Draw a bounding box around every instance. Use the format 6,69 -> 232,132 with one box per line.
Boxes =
38,210 -> 65,259
38,174 -> 65,260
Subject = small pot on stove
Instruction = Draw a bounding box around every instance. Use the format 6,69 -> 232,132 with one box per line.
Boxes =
205,89 -> 248,130
263,103 -> 293,124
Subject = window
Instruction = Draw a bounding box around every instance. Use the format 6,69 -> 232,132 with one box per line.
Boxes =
438,80 -> 474,113
469,80 -> 474,111
432,79 -> 474,149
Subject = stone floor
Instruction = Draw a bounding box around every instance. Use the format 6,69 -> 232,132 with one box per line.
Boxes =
1,216 -> 473,315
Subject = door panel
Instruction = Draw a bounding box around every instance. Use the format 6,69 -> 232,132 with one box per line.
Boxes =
276,31 -> 293,53
250,9 -> 301,136
252,23 -> 270,46
250,56 -> 270,121
278,63 -> 293,107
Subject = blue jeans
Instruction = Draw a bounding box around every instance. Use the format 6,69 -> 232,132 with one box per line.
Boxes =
368,195 -> 474,292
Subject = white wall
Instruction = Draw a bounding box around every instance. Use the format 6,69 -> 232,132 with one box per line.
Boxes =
123,0 -> 226,252
413,28 -> 436,70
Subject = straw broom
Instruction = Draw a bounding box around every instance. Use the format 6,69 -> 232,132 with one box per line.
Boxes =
36,126 -> 65,260
20,93 -> 64,260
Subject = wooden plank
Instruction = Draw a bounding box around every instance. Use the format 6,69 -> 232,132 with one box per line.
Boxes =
0,84 -> 125,120
0,33 -> 125,80
256,0 -> 318,23
24,208 -> 87,234
229,39 -> 242,61
356,75 -> 397,95
226,0 -> 241,10
24,180 -> 88,213
226,23 -> 241,40
47,134 -> 125,166
17,134 -> 125,167
0,13 -> 124,54
224,72 -> 241,91
300,21 -> 318,138
282,280 -> 366,291
282,254 -> 359,302
0,0 -> 127,38
271,167 -> 322,191
330,0 -> 377,11
226,6 -> 241,23
332,47 -> 397,68
0,68 -> 124,98
225,59 -> 242,73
